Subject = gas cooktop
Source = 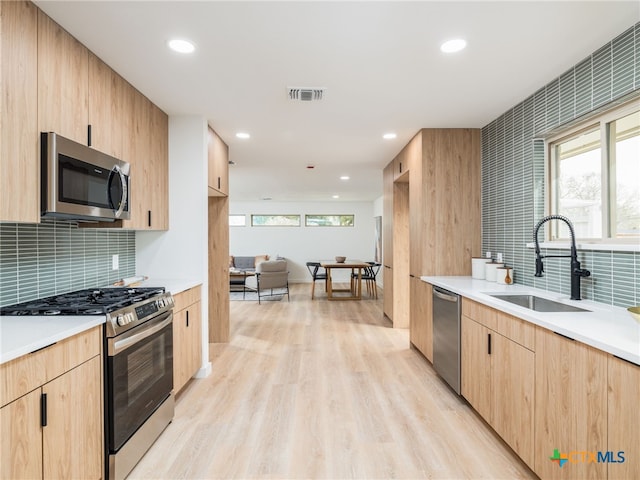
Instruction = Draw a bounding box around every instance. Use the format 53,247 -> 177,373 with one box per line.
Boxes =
0,287 -> 165,316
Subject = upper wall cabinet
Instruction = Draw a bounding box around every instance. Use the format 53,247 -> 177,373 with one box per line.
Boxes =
0,1 -> 39,223
88,52 -> 135,161
120,94 -> 169,230
208,126 -> 229,197
37,9 -> 89,145
1,5 -> 169,227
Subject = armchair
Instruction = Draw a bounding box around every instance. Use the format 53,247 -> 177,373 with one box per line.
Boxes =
245,259 -> 290,304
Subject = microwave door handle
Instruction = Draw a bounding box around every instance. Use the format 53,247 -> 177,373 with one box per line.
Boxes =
108,165 -> 128,218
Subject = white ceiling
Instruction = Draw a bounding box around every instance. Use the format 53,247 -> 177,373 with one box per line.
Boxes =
35,1 -> 639,202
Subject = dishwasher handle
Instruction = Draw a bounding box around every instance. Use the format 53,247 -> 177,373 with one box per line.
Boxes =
433,287 -> 459,303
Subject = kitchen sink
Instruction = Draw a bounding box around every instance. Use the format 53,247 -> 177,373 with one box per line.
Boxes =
488,294 -> 589,313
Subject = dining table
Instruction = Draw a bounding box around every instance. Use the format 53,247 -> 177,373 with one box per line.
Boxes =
320,260 -> 370,300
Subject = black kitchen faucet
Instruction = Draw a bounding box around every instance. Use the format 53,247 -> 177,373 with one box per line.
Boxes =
533,214 -> 591,300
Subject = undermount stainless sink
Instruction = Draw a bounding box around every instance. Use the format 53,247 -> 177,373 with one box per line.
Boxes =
488,294 -> 590,313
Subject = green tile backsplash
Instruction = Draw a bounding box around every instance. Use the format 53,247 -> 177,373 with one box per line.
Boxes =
481,23 -> 640,308
0,220 -> 135,307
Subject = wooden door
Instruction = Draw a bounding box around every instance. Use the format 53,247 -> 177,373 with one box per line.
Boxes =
186,302 -> 202,382
534,328 -> 607,480
37,9 -> 89,144
149,103 -> 169,230
173,307 -> 188,392
0,389 -> 42,479
409,278 -> 432,362
208,126 -> 229,196
88,53 -> 135,160
460,315 -> 491,420
0,0 -> 39,223
42,356 -> 102,480
608,356 -> 640,480
490,333 -> 534,468
123,92 -> 152,229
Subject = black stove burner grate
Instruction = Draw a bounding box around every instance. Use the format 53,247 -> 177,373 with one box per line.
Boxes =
0,287 -> 165,316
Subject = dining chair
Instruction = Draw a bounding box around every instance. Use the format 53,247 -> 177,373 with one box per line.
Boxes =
352,262 -> 381,299
305,261 -> 327,299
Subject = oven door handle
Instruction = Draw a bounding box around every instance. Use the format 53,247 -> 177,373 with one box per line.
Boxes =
108,311 -> 172,356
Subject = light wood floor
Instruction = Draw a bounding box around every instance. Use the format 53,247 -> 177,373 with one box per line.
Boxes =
129,283 -> 535,479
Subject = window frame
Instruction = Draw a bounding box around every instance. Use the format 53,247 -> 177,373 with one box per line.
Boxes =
546,100 -> 639,244
304,214 -> 355,227
250,214 -> 301,227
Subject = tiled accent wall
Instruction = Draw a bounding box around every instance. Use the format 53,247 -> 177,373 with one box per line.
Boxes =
0,220 -> 135,307
482,23 -> 640,307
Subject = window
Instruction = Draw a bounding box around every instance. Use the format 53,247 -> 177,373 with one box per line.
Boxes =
305,215 -> 355,227
229,214 -> 246,226
549,103 -> 639,241
250,215 -> 300,226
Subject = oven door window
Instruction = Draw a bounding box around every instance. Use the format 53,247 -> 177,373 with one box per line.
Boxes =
108,316 -> 173,452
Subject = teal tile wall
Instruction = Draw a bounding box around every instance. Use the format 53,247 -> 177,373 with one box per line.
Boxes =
0,220 -> 135,307
481,23 -> 640,307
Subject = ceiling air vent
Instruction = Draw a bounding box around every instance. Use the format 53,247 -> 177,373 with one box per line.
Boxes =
288,87 -> 325,102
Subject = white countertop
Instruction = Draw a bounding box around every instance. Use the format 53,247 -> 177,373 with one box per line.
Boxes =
422,276 -> 640,365
1,278 -> 201,366
135,277 -> 202,295
0,316 -> 105,365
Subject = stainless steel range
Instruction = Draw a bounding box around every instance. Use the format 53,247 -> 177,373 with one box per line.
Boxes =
1,287 -> 175,480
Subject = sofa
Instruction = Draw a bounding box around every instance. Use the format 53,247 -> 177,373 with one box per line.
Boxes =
229,254 -> 270,273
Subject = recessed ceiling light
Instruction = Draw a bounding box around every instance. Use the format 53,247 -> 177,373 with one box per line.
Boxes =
167,38 -> 196,54
383,133 -> 397,140
332,195 -> 340,199
340,176 -> 350,181
236,132 -> 250,139
440,38 -> 467,53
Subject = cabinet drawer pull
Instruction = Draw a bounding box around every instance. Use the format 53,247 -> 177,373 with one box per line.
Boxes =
87,124 -> 92,146
218,176 -> 221,189
148,210 -> 152,227
487,333 -> 492,355
553,331 -> 575,341
41,393 -> 47,427
613,355 -> 640,368
186,310 -> 189,327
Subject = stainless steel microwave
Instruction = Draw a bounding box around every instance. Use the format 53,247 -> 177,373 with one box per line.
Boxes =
41,132 -> 130,222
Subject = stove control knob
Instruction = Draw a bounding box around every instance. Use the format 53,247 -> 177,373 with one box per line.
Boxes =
125,313 -> 134,324
116,314 -> 126,326
157,298 -> 166,309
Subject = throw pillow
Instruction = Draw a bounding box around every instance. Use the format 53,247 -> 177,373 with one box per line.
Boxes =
229,255 -> 235,268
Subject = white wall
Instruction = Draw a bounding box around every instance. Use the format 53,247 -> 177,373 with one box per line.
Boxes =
230,201 -> 377,283
136,115 -> 211,376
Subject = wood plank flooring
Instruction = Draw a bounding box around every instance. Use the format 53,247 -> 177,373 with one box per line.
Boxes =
129,284 -> 535,479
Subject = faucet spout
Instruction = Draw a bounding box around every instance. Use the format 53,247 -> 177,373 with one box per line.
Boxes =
533,215 -> 590,300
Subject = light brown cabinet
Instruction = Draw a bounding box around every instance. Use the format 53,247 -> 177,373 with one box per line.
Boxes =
88,52 -> 135,161
3,5 -> 170,227
37,9 -> 89,145
0,0 -> 39,223
382,129 -> 481,328
534,326 -> 608,480
120,94 -> 169,230
173,286 -> 202,393
461,299 -> 535,469
607,356 -> 639,480
409,278 -> 432,361
0,327 -> 103,480
208,126 -> 229,196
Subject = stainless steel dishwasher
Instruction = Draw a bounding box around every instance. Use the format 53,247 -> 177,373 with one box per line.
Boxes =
432,286 -> 461,394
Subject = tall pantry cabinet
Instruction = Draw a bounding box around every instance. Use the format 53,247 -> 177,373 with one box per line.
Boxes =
382,129 -> 481,357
